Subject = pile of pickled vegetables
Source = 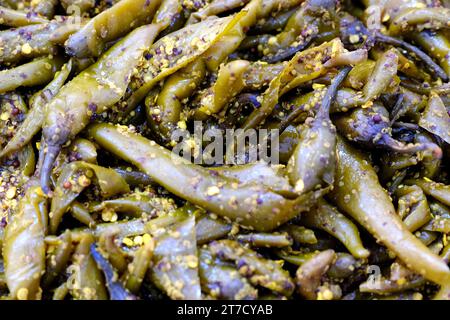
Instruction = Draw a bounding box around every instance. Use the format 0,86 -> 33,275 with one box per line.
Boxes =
0,0 -> 449,300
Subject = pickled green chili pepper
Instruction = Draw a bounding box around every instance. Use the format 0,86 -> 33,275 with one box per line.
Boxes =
153,0 -> 182,29
3,181 -> 47,300
70,201 -> 96,227
87,123 -> 317,232
262,0 -> 336,58
388,7 -> 450,35
67,233 -> 108,300
124,239 -> 154,294
331,137 -> 450,285
236,232 -> 293,248
362,48 -> 398,102
0,56 -> 64,94
287,66 -> 352,194
334,103 -> 442,156
65,0 -> 162,58
199,247 -> 258,300
279,224 -> 317,245
91,193 -> 176,219
274,249 -> 319,266
419,93 -> 450,145
40,24 -> 161,193
209,239 -> 295,296
408,31 -> 450,77
148,215 -> 201,300
295,249 -> 336,300
414,132 -> 441,179
42,230 -> 74,288
0,60 -> 72,159
50,161 -> 130,234
405,178 -> 450,207
196,214 -> 232,245
0,17 -> 85,64
301,199 -> 370,259
395,185 -> 432,232
147,59 -> 206,141
90,243 -> 137,300
195,60 -> 250,118
187,0 -> 250,24
0,6 -> 48,26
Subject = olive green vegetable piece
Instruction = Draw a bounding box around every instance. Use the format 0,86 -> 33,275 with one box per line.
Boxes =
0,5 -> 48,26
91,193 -> 175,219
252,7 -> 295,33
195,59 -> 250,118
152,0 -> 182,30
97,231 -> 129,273
0,60 -> 72,158
335,102 -> 442,156
210,161 -> 294,196
388,7 -> 450,35
40,24 -> 161,193
67,233 -> 108,300
395,185 -> 432,232
424,216 -> 450,234
263,0 -> 336,57
70,201 -> 96,227
405,178 -> 450,207
124,239 -> 154,294
415,132 -> 441,179
343,60 -> 375,90
27,0 -> 58,18
0,17 -> 86,64
279,224 -> 317,245
65,0 -> 162,58
90,243 -> 137,300
408,31 -> 450,77
198,247 -> 258,300
326,253 -> 359,279
274,250 -> 319,266
187,0 -> 250,24
196,214 -> 232,245
148,215 -> 201,300
362,48 -> 398,102
87,123 -> 317,232
419,93 -> 450,145
209,239 -> 294,296
331,137 -> 450,285
287,66 -> 352,194
241,38 -> 349,131
42,230 -> 74,288
50,161 -> 130,234
0,56 -> 64,94
147,59 -> 206,141
236,232 -> 293,248
374,33 -> 448,81
113,168 -> 155,188
301,199 -> 370,259
0,93 -> 35,177
295,249 -> 336,300
3,181 -> 47,300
